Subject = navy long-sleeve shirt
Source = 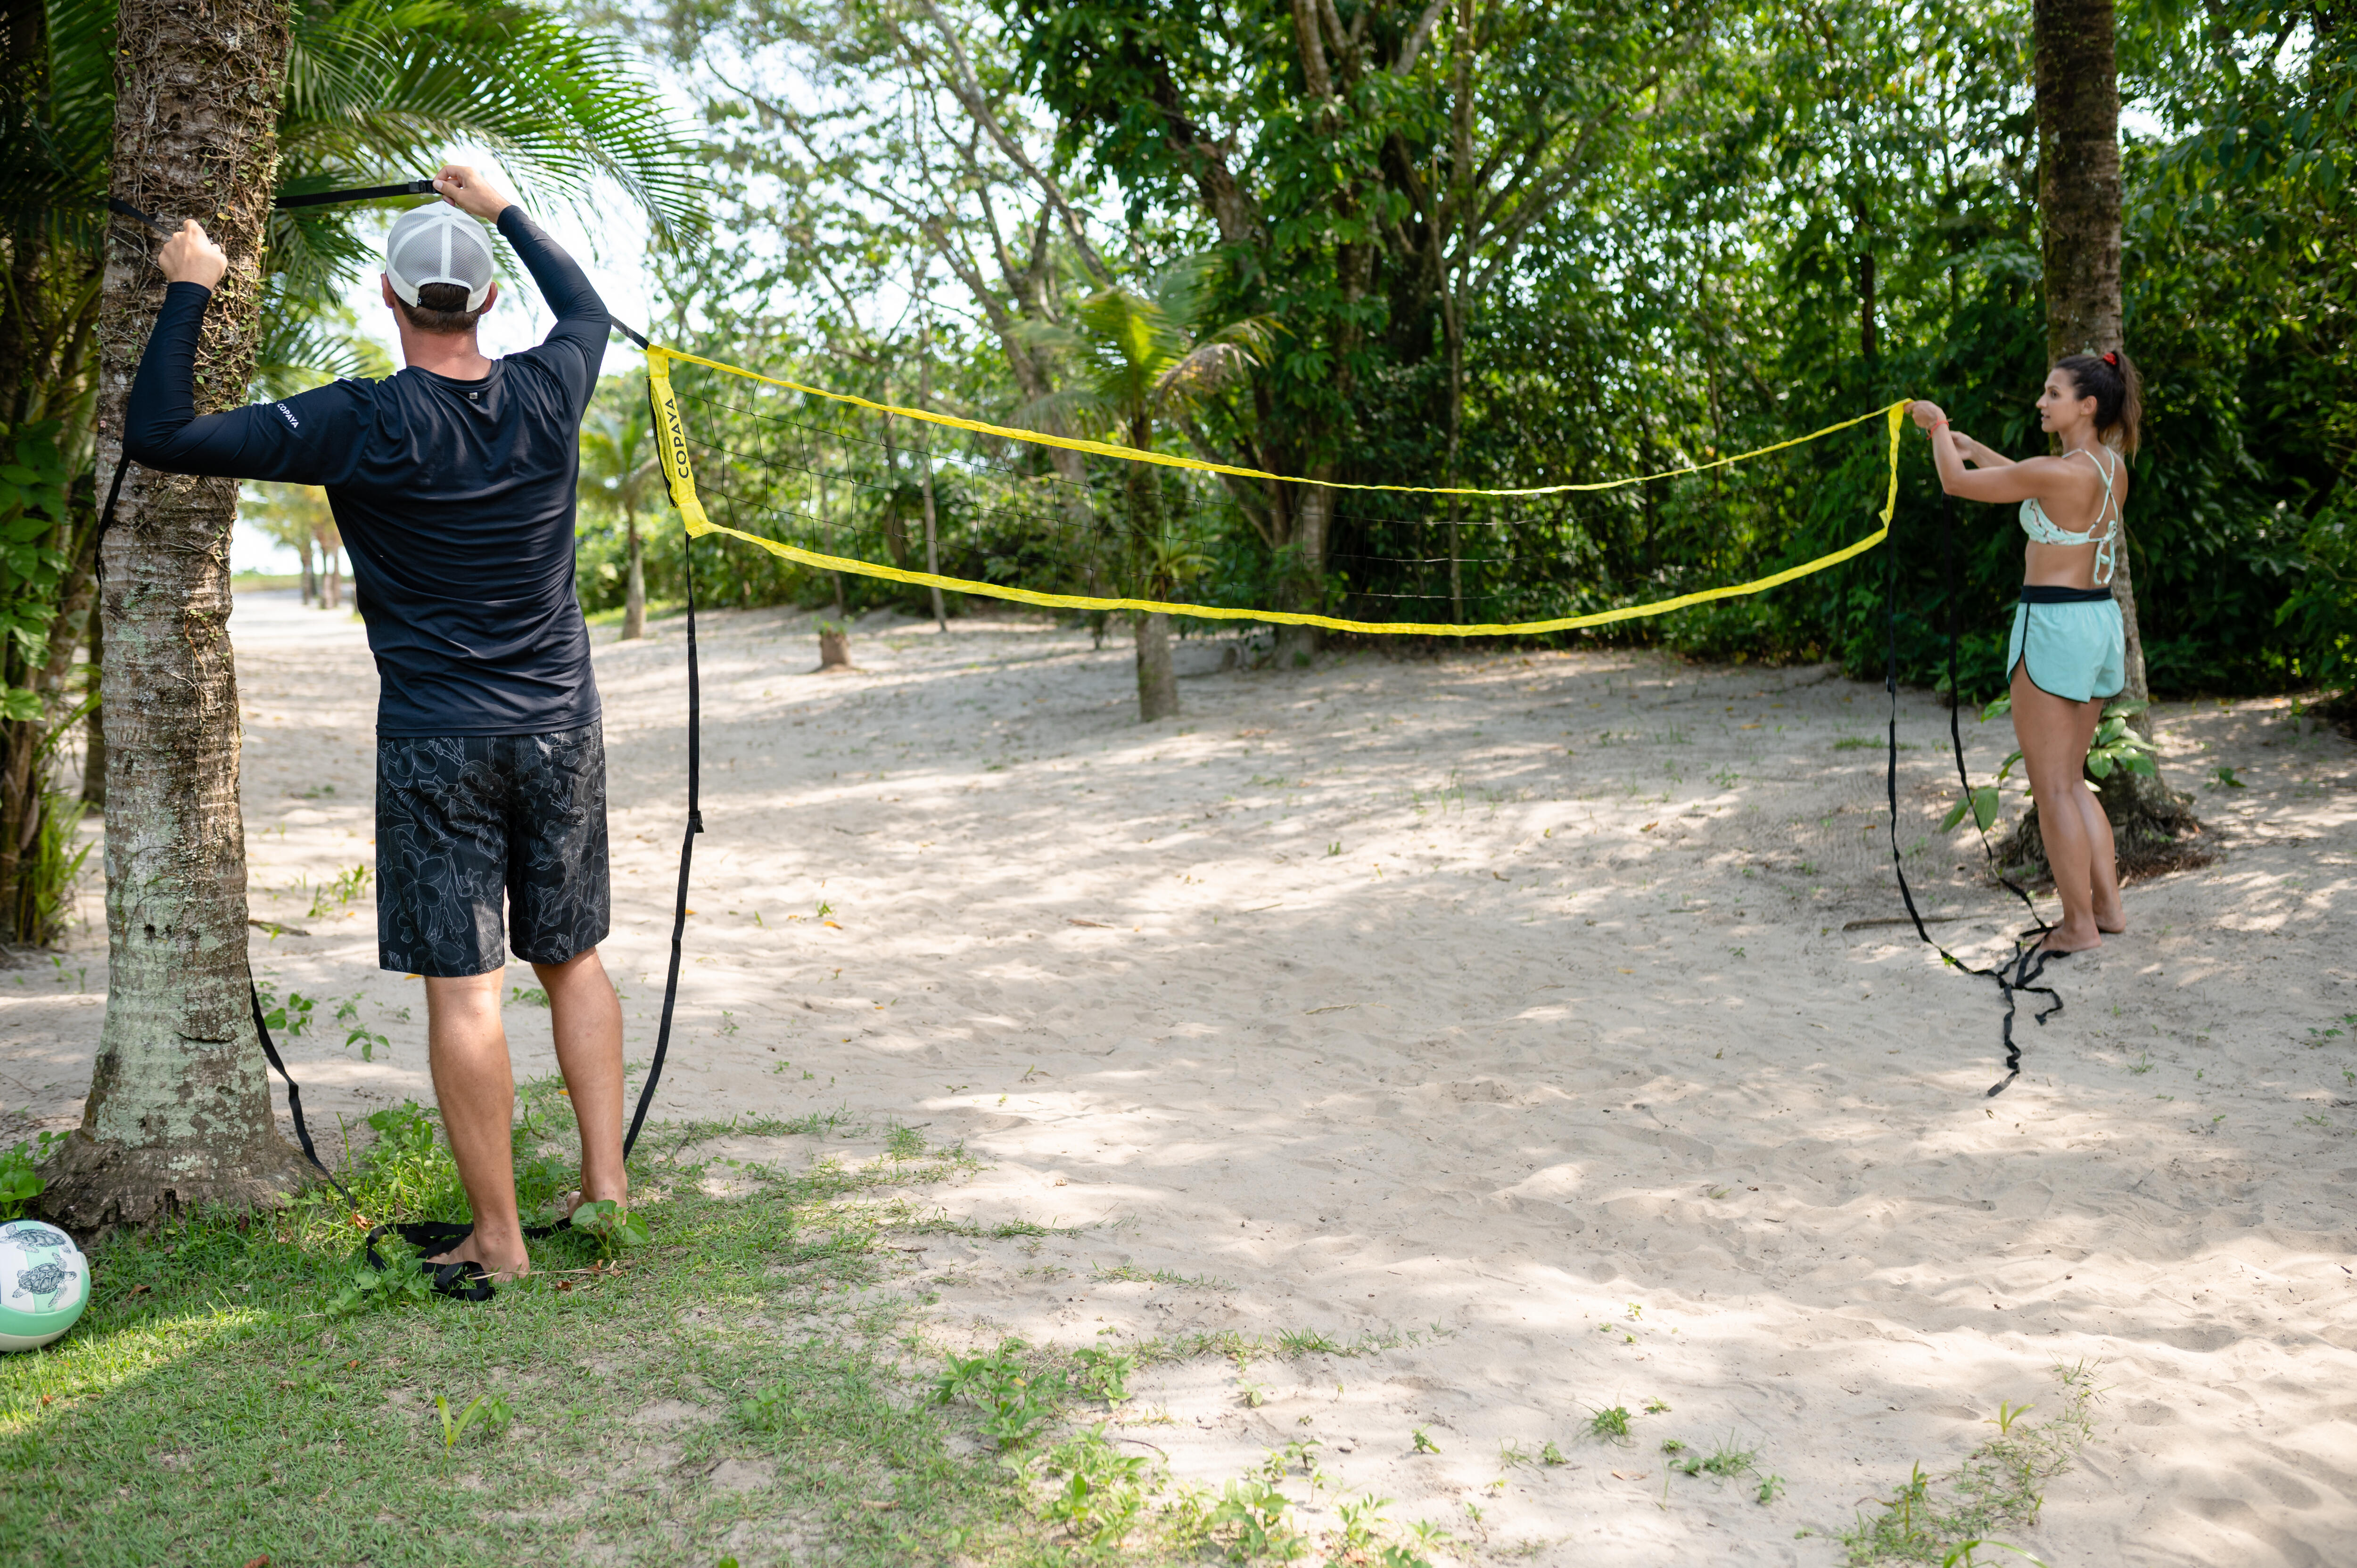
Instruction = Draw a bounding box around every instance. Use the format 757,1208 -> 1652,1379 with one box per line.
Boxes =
124,205 -> 609,737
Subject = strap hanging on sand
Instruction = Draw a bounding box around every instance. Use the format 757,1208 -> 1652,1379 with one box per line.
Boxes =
1881,488 -> 2063,1097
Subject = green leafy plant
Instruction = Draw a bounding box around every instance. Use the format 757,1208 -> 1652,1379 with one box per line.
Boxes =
1539,1440 -> 1566,1466
1205,1477 -> 1302,1562
1409,1427 -> 1439,1453
1587,1405 -> 1632,1442
344,1026 -> 390,1062
255,981 -> 317,1041
1843,1363 -> 2100,1564
309,862 -> 372,919
1950,697 -> 2158,832
1667,1434 -> 1759,1480
0,1130 -> 61,1221
570,1199 -> 649,1258
1073,1345 -> 1137,1405
933,1340 -> 1065,1449
324,1237 -> 433,1319
435,1391 -> 513,1453
1039,1428 -> 1150,1547
509,985 -> 551,1008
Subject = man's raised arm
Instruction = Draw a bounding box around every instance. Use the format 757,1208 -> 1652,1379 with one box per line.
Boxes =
433,164 -> 608,402
122,219 -> 353,482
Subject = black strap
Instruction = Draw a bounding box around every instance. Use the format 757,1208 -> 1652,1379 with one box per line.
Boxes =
628,369 -> 702,1157
273,180 -> 437,210
2018,584 -> 2113,605
91,453 -> 128,584
1884,489 -> 2062,1097
110,182 -> 437,237
106,197 -> 173,236
249,981 -> 366,1212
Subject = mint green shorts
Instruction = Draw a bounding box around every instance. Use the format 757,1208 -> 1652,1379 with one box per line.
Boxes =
2008,597 -> 2126,704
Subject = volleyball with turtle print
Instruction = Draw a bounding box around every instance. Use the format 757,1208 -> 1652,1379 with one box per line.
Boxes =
0,1220 -> 89,1352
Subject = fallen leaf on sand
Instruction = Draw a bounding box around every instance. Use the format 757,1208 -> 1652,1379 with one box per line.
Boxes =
823,919 -> 843,929
1640,821 -> 1659,832
1611,1471 -> 1647,1482
861,1499 -> 896,1511
1068,919 -> 1112,928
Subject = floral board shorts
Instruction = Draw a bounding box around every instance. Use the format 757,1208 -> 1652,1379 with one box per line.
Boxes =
2007,586 -> 2126,706
375,722 -> 610,977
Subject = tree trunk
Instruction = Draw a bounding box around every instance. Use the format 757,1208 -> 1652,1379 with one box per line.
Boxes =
2010,0 -> 2203,878
81,606 -> 105,807
297,529 -> 314,604
621,509 -> 645,639
40,0 -> 309,1230
1134,612 -> 1178,720
1275,473 -> 1335,667
917,323 -> 946,632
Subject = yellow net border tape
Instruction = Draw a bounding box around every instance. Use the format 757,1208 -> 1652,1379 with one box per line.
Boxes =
646,346 -> 1907,639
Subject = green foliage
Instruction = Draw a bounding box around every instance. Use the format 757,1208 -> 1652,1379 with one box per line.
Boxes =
1204,1477 -> 1304,1562
255,981 -> 318,1042
1842,1363 -> 2101,1565
435,1391 -> 514,1453
307,862 -> 371,919
569,1199 -> 651,1259
323,1236 -> 434,1319
0,1113 -> 1018,1562
1587,1404 -> 1632,1442
1038,1428 -> 1151,1547
0,1131 -> 62,1222
1072,1345 -> 1137,1405
933,1340 -> 1067,1449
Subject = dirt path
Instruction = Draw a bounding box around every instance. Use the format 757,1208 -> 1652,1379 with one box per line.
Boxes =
7,585 -> 2354,1565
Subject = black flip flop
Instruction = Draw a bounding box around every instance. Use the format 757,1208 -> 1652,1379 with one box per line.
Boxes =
362,1212 -> 574,1301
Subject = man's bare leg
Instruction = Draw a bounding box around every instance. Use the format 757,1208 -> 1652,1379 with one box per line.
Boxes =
422,969 -> 531,1279
535,946 -> 627,1212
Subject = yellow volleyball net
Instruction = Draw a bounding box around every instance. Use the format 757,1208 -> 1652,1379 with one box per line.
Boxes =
642,342 -> 1907,637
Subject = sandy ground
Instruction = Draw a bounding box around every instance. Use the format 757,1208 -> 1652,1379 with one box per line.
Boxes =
7,586 -> 2357,1566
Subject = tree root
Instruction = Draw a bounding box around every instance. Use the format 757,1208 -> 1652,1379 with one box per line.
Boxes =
35,1128 -> 315,1238
1995,789 -> 2215,886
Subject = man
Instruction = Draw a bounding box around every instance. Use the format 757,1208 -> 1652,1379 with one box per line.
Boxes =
124,164 -> 625,1285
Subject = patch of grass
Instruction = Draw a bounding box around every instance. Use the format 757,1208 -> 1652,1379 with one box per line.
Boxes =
1091,1262 -> 1231,1290
1841,1363 -> 2101,1565
1588,1404 -> 1632,1442
1665,1433 -> 1759,1480
309,861 -> 372,919
0,1100 -> 1034,1565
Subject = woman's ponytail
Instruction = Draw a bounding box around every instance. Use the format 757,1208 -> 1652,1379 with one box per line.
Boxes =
2055,348 -> 2143,457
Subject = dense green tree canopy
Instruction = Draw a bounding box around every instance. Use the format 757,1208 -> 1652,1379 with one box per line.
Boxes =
611,0 -> 2347,701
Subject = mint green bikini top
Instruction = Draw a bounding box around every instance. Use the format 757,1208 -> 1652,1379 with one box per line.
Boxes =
2019,447 -> 2121,585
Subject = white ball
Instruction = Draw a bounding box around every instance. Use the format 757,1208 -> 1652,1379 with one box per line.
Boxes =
0,1219 -> 90,1352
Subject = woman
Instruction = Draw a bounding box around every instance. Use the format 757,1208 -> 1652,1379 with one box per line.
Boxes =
1910,350 -> 2143,954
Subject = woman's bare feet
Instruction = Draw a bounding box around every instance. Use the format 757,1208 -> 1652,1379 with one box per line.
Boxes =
2093,893 -> 2127,935
2037,919 -> 2104,954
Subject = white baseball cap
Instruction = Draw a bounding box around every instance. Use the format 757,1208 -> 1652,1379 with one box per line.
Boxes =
384,204 -> 496,311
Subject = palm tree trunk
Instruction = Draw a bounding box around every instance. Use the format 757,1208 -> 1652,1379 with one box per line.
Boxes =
2028,0 -> 2200,870
81,606 -> 104,807
41,0 -> 309,1229
621,508 -> 645,639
